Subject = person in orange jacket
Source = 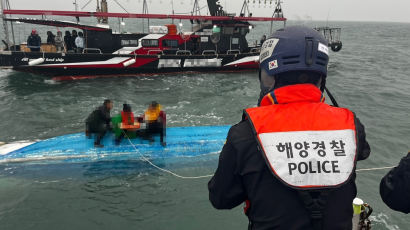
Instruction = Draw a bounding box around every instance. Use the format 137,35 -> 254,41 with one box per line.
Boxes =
115,103 -> 136,145
143,101 -> 166,146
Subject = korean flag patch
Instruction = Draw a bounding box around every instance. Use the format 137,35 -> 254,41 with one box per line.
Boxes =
269,60 -> 278,70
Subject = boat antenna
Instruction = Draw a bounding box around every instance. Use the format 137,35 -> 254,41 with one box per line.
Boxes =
1,0 -> 16,50
142,0 -> 149,33
240,0 -> 251,17
326,9 -> 331,27
270,0 -> 285,34
73,0 -> 78,11
192,0 -> 201,15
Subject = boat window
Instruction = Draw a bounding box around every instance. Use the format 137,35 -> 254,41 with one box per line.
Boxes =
142,39 -> 159,47
121,39 -> 139,46
162,40 -> 179,48
223,27 -> 234,35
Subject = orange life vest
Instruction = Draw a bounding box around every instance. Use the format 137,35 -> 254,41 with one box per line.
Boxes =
121,111 -> 135,125
245,84 -> 358,189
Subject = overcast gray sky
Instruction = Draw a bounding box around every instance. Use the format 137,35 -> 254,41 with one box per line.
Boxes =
5,0 -> 410,23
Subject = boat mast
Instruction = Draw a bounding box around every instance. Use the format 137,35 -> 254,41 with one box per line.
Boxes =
1,0 -> 16,50
142,0 -> 149,33
0,0 -> 10,49
96,0 -> 101,23
100,0 -> 108,24
240,0 -> 251,17
270,0 -> 285,34
192,0 -> 201,15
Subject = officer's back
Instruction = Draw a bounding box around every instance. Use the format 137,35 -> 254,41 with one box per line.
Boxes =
208,26 -> 371,230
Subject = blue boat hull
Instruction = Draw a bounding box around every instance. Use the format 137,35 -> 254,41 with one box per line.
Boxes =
0,126 -> 230,164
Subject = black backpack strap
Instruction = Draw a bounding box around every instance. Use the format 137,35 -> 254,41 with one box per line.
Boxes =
298,190 -> 331,230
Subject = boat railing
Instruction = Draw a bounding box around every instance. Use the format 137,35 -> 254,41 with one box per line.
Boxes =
176,50 -> 192,55
83,48 -> 102,54
226,49 -> 241,55
147,50 -> 163,55
202,50 -> 217,55
250,48 -> 261,53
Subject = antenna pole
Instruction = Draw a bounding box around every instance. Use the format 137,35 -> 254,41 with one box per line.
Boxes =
73,0 -> 78,11
271,0 -> 285,34
171,0 -> 174,24
142,0 -> 149,33
192,0 -> 200,15
240,0 -> 251,17
99,0 -> 108,24
0,0 -> 15,50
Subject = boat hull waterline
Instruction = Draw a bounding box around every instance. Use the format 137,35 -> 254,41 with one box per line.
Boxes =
0,126 -> 230,164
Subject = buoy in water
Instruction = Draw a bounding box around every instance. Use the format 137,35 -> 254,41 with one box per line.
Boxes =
28,58 -> 45,66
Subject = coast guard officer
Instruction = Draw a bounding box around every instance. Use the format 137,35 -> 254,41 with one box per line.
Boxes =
208,26 -> 371,230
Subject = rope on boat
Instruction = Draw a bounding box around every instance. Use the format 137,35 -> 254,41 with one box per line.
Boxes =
123,131 -> 214,179
356,166 -> 395,172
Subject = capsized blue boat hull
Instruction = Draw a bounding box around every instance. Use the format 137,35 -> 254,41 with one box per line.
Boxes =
0,126 -> 230,164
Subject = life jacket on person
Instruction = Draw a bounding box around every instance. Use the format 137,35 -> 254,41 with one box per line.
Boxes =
121,111 -> 134,125
145,103 -> 162,123
121,103 -> 140,129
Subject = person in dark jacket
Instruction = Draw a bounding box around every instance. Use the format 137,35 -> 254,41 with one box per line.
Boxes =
46,31 -> 55,45
64,31 -> 73,52
71,30 -> 78,52
208,26 -> 371,230
27,29 -> 41,52
85,99 -> 113,148
260,34 -> 266,46
380,152 -> 410,214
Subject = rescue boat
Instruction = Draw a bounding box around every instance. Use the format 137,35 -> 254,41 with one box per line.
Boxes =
0,0 -> 287,80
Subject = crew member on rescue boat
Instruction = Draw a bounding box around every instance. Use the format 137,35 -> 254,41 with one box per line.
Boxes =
208,26 -> 371,230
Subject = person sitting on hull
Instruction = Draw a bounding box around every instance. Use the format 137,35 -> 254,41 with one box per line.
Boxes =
27,29 -> 41,52
115,103 -> 139,145
380,151 -> 410,214
85,99 -> 113,148
143,101 -> 166,146
208,26 -> 371,230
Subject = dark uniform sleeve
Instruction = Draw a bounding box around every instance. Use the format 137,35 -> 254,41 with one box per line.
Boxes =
99,106 -> 111,125
355,116 -> 371,161
380,152 -> 410,214
208,126 -> 247,209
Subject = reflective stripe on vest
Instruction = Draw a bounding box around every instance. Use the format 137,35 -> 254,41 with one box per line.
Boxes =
246,89 -> 358,189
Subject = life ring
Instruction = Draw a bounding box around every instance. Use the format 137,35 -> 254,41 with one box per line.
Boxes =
331,41 -> 342,52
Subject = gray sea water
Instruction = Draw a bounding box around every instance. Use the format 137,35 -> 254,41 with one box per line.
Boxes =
0,19 -> 410,229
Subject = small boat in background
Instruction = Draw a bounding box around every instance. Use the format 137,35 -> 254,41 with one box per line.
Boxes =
315,26 -> 343,52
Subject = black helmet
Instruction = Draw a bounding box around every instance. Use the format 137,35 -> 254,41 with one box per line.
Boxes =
258,26 -> 329,103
